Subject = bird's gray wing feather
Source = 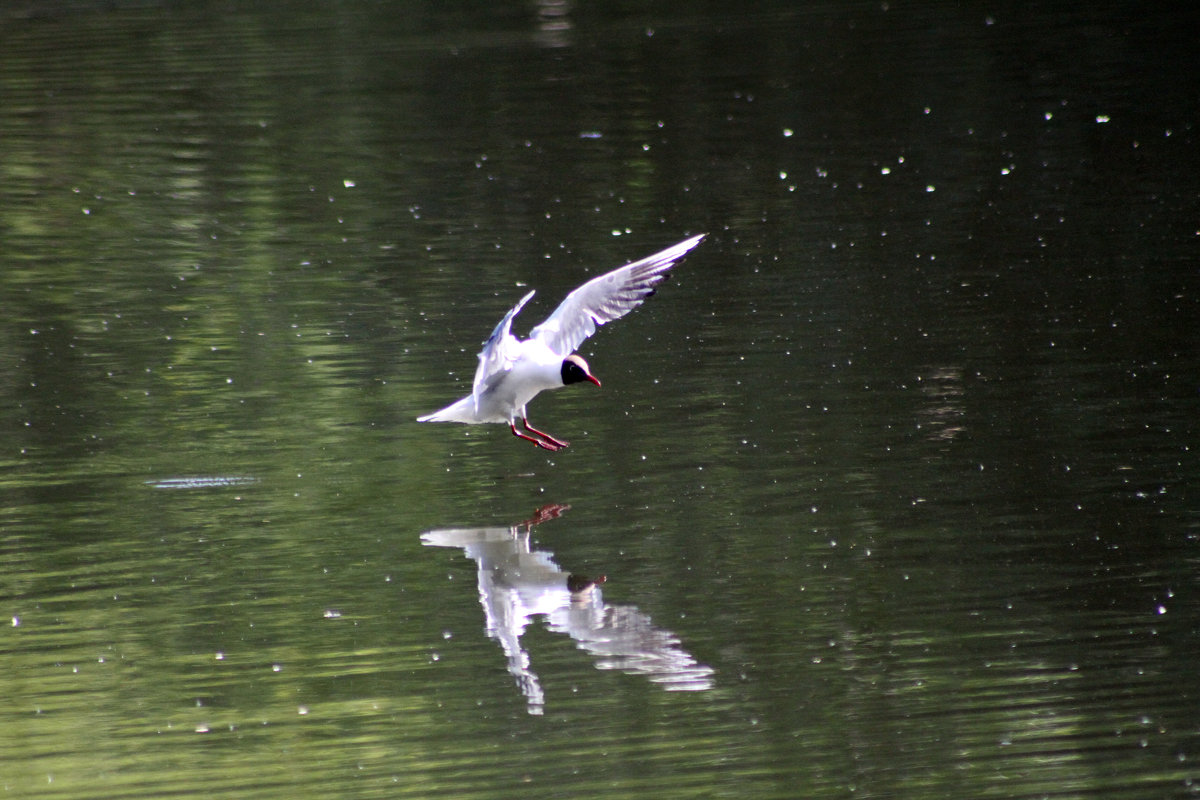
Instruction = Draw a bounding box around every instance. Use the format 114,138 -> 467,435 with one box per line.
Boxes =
529,234 -> 705,356
473,290 -> 535,413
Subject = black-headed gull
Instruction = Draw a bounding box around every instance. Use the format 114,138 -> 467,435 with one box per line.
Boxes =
417,233 -> 705,450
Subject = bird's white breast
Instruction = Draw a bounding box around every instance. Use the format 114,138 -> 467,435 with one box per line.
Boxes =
476,338 -> 564,421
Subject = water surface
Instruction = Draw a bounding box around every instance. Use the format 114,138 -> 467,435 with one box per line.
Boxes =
2,2 -> 1198,798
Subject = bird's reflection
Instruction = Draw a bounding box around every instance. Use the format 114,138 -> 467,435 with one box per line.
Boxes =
422,504 -> 714,715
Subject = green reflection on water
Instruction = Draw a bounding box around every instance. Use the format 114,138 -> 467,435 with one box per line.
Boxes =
3,1 -> 1199,799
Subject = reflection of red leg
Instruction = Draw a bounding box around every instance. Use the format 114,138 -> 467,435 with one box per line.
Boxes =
510,422 -> 563,451
523,503 -> 571,529
522,417 -> 569,449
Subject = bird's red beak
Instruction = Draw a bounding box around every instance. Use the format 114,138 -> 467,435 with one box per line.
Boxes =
586,374 -> 601,387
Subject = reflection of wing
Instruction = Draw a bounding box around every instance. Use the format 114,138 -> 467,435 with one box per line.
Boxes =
423,513 -> 714,714
475,550 -> 545,713
422,524 -> 553,714
553,605 -> 714,691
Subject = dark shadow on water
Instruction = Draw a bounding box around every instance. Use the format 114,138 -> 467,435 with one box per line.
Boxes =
422,504 -> 714,716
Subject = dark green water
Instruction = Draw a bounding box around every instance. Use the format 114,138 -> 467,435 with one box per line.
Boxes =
2,2 -> 1198,798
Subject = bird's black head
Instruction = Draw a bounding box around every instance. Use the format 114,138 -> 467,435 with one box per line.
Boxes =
561,354 -> 601,387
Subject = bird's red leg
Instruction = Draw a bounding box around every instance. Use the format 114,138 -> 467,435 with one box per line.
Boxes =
510,421 -> 563,451
522,417 -> 569,449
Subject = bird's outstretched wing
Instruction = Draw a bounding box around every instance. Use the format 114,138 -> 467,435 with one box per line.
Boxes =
529,234 -> 705,356
473,289 -> 535,413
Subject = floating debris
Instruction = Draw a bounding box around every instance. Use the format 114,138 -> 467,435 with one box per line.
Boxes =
146,476 -> 260,490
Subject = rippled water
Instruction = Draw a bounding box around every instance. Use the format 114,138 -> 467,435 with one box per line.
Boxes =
2,1 -> 1198,798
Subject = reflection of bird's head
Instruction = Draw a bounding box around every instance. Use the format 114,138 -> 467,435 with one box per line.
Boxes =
567,573 -> 607,594
561,354 -> 601,387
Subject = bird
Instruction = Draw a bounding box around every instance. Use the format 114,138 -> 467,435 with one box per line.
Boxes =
417,233 -> 706,450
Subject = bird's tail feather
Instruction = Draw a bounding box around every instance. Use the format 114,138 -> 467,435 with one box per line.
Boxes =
416,395 -> 477,424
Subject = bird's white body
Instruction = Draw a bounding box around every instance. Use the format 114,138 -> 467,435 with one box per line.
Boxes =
418,338 -> 565,424
418,233 -> 706,449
